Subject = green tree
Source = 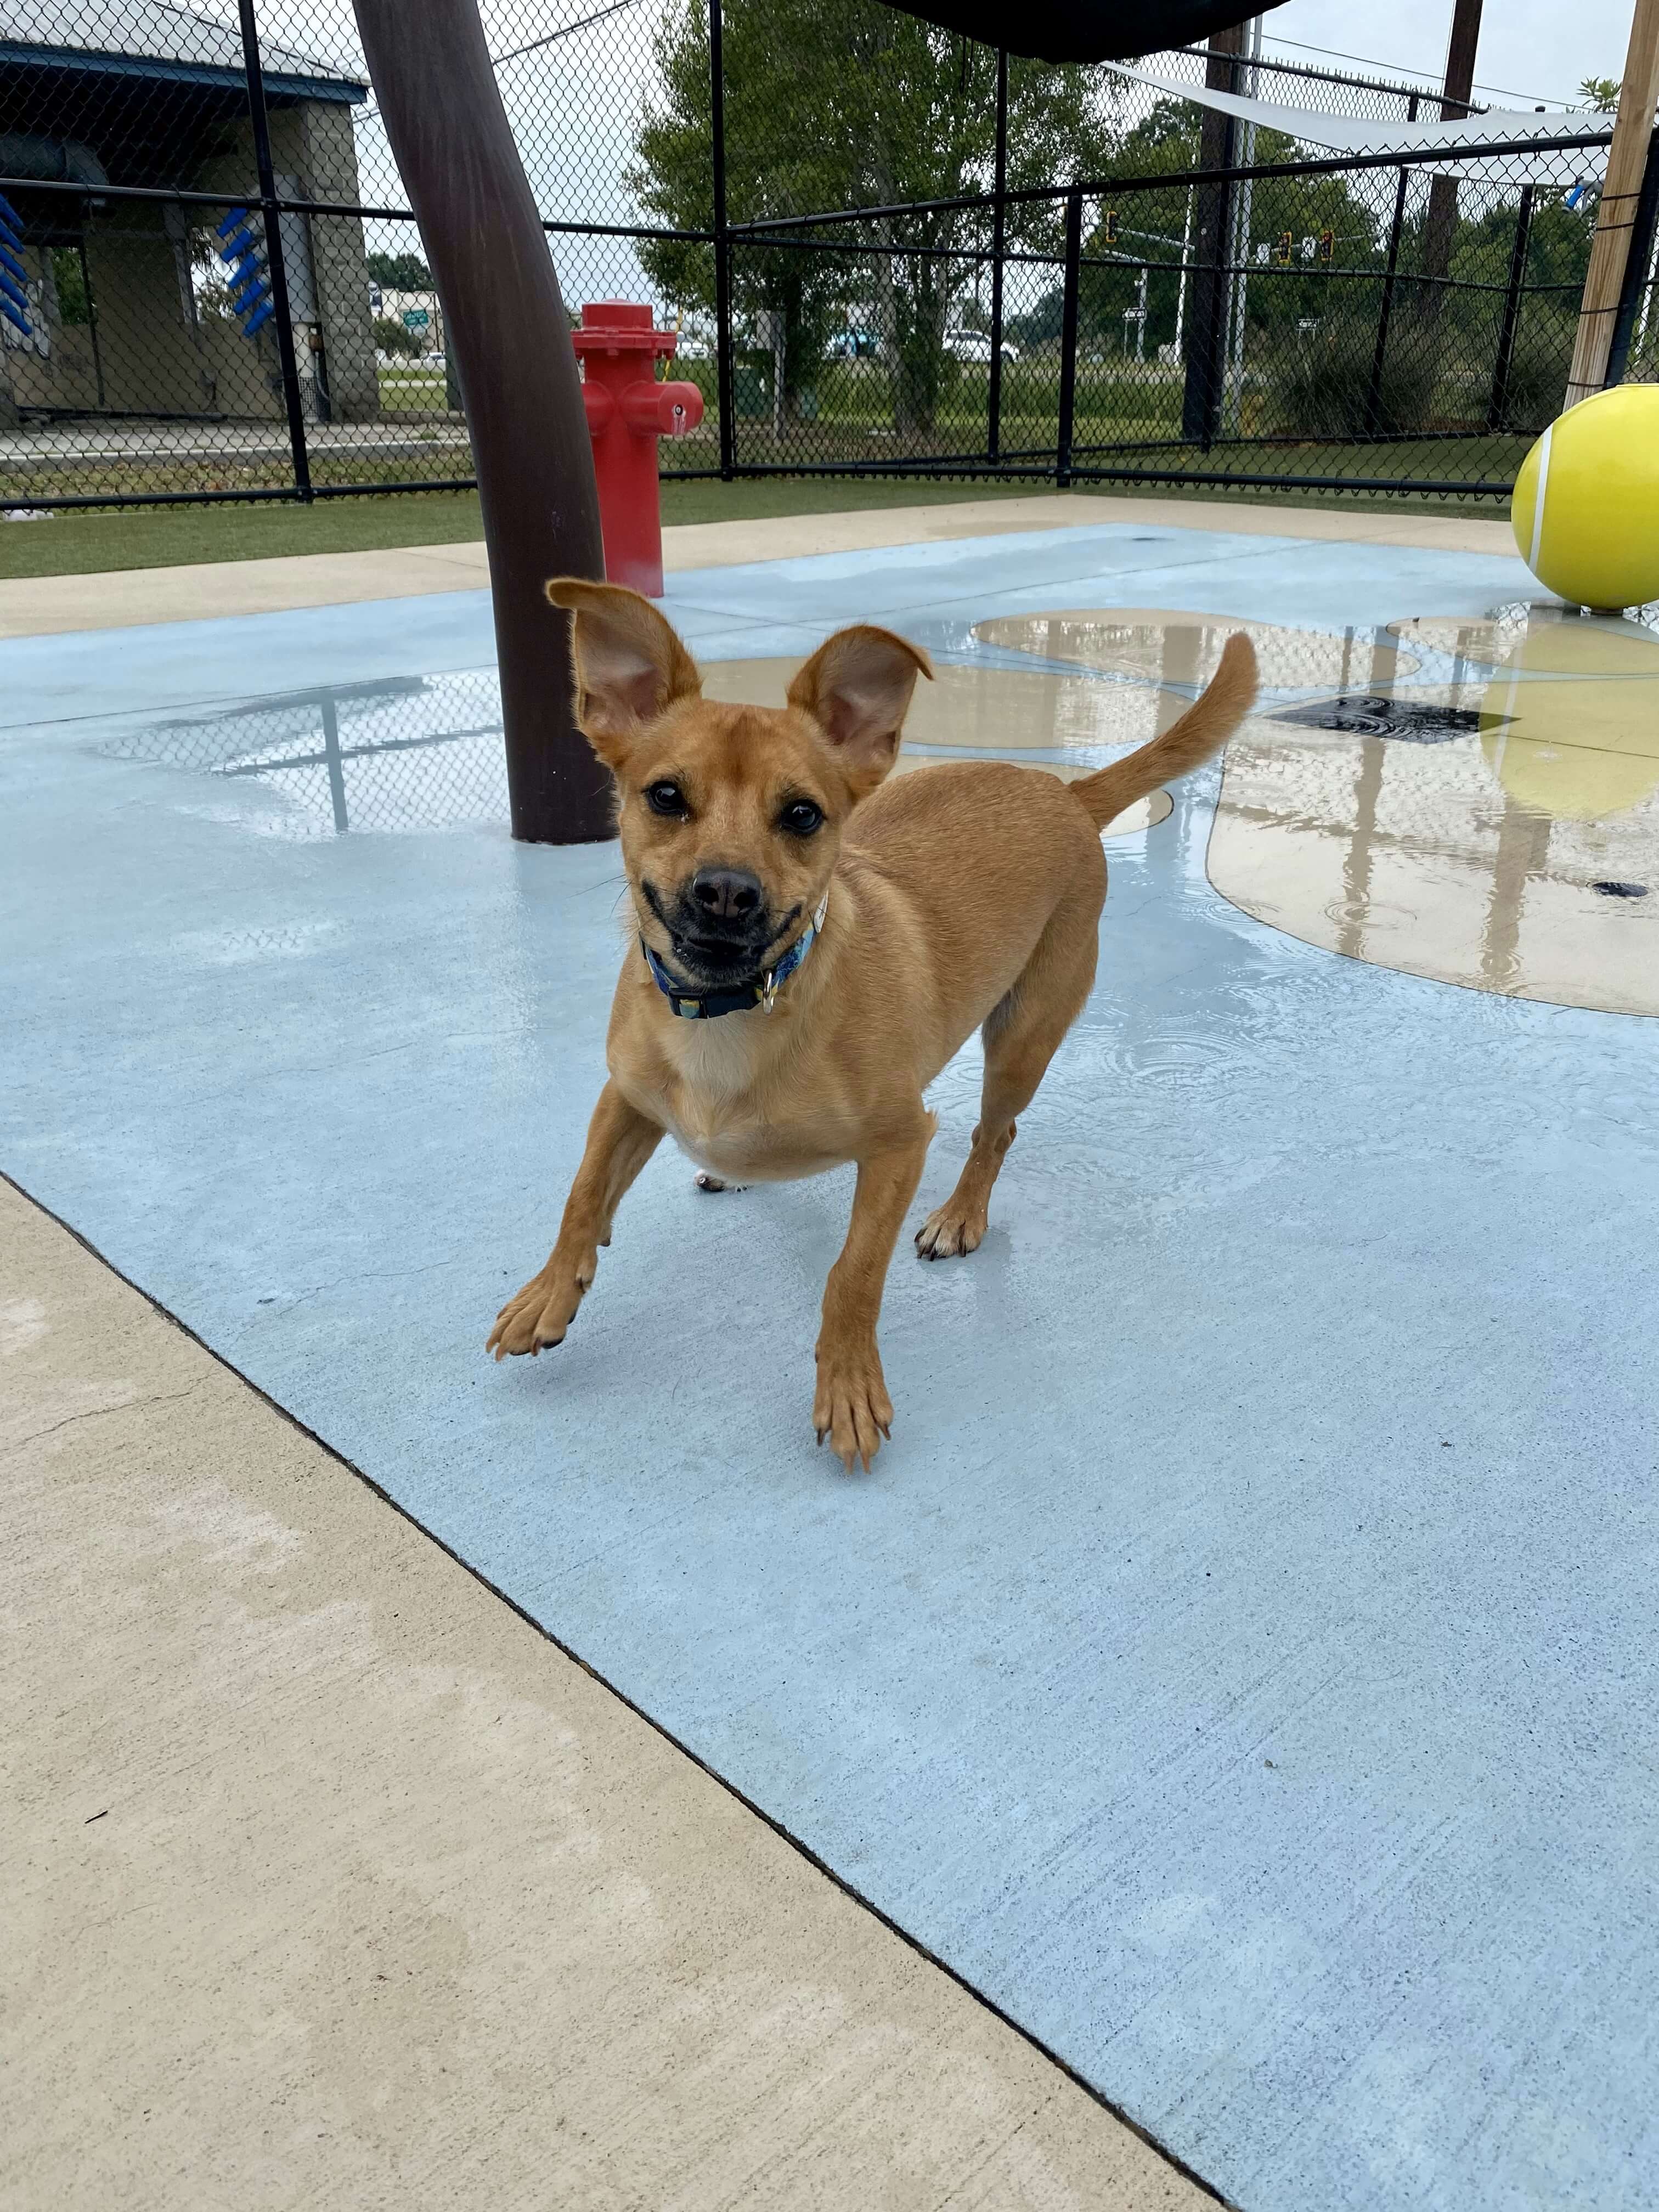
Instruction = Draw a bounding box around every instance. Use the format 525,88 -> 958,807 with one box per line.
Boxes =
630,0 -> 1119,432
1444,193 -> 1595,429
49,246 -> 91,325
367,251 -> 434,291
1012,101 -> 1381,363
374,314 -> 422,358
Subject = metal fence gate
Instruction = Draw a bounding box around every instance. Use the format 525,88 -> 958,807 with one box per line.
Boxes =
0,0 -> 1650,514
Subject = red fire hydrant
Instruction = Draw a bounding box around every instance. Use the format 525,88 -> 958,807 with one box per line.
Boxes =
573,301 -> 705,598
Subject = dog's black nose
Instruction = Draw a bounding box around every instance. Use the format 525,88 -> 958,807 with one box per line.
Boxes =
689,867 -> 763,922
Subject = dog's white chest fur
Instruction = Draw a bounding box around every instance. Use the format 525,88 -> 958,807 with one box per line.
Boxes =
660,1015 -> 768,1156
649,1013 -> 840,1180
669,1011 -> 766,1096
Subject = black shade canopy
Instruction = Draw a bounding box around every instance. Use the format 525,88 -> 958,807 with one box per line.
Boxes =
876,0 -> 1283,63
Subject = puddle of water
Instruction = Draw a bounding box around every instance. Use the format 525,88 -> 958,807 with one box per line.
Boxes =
1469,624 -> 1659,829
991,603 -> 1659,1016
1210,707 -> 1659,1017
699,658 -> 1176,833
93,653 -> 1177,842
973,609 -> 1422,691
99,670 -> 506,839
1391,604 -> 1659,672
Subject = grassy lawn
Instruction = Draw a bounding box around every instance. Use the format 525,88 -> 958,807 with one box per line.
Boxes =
377,369 -> 457,413
0,477 -> 1065,582
0,465 -> 1515,584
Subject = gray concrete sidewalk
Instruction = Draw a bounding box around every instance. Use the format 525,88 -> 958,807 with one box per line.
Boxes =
0,492 -> 1517,639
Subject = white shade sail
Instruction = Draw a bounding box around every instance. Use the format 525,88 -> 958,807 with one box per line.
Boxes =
1104,61 -> 1612,183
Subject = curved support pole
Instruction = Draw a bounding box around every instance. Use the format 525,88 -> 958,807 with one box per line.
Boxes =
352,0 -> 611,843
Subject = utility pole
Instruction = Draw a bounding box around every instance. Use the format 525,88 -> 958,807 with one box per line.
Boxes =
1565,0 -> 1659,401
1181,19 -> 1246,449
1420,0 -> 1483,296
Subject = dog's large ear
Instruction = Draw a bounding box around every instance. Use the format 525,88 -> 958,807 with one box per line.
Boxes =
787,624 -> 933,798
545,578 -> 702,765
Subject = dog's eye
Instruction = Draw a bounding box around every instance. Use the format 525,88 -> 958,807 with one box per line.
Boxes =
644,780 -> 687,817
779,799 -> 823,837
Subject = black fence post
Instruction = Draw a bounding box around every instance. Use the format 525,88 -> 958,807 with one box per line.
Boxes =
709,0 -> 735,481
1181,29 -> 1243,451
1486,183 -> 1535,431
987,47 -> 1008,466
1606,124 -> 1659,386
238,0 -> 312,502
1056,186 -> 1082,489
1364,100 -> 1417,436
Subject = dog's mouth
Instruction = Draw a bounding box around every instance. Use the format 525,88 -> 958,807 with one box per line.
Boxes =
641,881 -> 799,985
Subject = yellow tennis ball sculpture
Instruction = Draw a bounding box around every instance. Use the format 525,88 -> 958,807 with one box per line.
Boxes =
1511,385 -> 1659,611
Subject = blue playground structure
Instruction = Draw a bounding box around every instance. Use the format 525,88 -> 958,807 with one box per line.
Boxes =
215,207 -> 274,340
0,193 -> 31,341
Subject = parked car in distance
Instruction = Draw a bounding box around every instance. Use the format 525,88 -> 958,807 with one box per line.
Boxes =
826,328 -> 882,359
944,329 -> 1019,362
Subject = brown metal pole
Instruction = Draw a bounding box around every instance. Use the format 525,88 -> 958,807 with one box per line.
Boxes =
1566,0 -> 1659,403
352,0 -> 611,844
1180,21 -> 1244,450
1419,0 -> 1483,300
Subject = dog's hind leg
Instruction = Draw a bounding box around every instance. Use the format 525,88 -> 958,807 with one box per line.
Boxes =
916,880 -> 1101,1261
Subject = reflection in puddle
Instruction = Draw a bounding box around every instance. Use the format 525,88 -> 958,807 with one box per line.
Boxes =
1391,603 -> 1659,674
699,658 -> 1178,833
974,608 -> 1421,691
101,657 -> 1178,841
1477,627 -> 1659,825
1210,715 -> 1659,1015
101,670 -> 506,838
995,604 -> 1659,1017
93,610 -> 1656,1010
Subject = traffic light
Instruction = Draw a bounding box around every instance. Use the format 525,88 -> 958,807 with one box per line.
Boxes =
1274,231 -> 1293,267
1101,208 -> 1119,246
1318,228 -> 1335,264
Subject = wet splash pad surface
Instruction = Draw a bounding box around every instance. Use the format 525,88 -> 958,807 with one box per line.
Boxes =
3,524 -> 1657,2211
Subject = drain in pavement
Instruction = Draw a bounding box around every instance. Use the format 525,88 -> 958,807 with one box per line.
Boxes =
1269,696 -> 1504,743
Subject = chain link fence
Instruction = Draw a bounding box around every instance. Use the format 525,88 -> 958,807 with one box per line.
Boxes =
0,0 -> 1646,516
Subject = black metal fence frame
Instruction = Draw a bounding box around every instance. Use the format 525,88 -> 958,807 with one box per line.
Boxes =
0,1 -> 1645,512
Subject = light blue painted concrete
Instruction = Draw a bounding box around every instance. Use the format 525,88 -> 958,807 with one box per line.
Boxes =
4,517 -> 1530,731
4,522 -> 1656,2212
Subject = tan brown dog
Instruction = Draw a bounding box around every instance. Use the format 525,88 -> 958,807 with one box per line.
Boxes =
488,582 -> 1258,1469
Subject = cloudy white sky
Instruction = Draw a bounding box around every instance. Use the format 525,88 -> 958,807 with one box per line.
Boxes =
1257,0 -> 1636,109
255,0 -> 1643,292
270,0 -> 1643,114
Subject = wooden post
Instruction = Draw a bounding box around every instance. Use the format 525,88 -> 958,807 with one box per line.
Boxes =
1565,0 -> 1659,404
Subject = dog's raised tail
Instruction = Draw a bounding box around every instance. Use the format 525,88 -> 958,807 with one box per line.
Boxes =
1071,631 -> 1259,831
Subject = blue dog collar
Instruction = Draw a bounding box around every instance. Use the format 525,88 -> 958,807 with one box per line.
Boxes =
643,893 -> 830,1020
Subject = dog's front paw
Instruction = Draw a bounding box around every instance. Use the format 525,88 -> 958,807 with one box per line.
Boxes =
813,1334 -> 894,1473
487,1246 -> 596,1359
915,1197 -> 988,1260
